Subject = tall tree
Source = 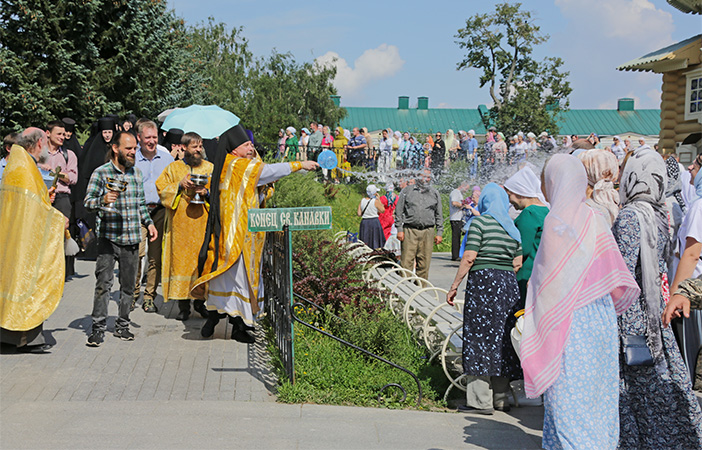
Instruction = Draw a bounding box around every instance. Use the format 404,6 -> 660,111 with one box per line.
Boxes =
0,0 -> 206,134
187,19 -> 345,143
455,2 -> 571,136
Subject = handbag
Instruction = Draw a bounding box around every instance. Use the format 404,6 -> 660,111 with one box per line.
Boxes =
510,309 -> 525,360
621,335 -> 654,366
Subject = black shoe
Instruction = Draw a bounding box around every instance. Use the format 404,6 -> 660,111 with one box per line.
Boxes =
230,315 -> 255,331
86,330 -> 105,347
457,404 -> 494,415
113,328 -> 135,341
201,315 -> 220,338
193,302 -> 209,319
175,310 -> 190,321
231,329 -> 255,344
16,343 -> 53,354
142,299 -> 157,313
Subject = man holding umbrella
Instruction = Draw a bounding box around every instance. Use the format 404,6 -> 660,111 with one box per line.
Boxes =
192,124 -> 318,343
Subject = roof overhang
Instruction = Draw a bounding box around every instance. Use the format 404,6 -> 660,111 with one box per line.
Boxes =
617,34 -> 701,73
667,0 -> 702,14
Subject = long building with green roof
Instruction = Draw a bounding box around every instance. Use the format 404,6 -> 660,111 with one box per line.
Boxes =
337,96 -> 660,138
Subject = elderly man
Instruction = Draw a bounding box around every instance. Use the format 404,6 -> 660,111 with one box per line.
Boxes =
134,120 -> 174,313
192,124 -> 319,343
155,132 -> 213,321
0,128 -> 65,353
84,131 -> 157,346
395,169 -> 443,281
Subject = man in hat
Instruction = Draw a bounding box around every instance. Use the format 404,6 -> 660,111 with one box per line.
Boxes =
44,120 -> 79,278
192,124 -> 319,343
155,132 -> 212,321
1,127 -> 65,353
134,120 -> 174,313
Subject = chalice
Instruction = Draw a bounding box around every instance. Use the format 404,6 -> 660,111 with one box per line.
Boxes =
190,173 -> 209,205
101,177 -> 127,213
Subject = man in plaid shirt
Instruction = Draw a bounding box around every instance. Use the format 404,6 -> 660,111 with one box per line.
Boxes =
83,131 -> 157,346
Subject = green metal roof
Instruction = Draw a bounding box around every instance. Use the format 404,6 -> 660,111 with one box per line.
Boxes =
617,34 -> 702,72
667,0 -> 702,14
340,106 -> 661,136
555,109 -> 661,136
339,107 -> 487,135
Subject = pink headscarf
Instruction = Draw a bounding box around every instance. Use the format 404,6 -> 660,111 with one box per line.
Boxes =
520,154 -> 639,398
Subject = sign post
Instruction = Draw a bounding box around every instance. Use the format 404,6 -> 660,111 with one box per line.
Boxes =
249,206 -> 332,382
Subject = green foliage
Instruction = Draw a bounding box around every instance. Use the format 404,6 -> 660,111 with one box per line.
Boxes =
186,19 -> 347,143
269,171 -> 326,208
0,0 -> 207,134
454,2 -> 571,136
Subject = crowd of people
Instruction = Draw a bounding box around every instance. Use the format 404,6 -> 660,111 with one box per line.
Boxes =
2,111 -> 701,448
351,141 -> 702,448
0,116 -> 317,352
274,121 -> 658,185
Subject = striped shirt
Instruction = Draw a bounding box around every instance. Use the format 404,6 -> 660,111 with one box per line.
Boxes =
84,161 -> 154,246
465,215 -> 522,272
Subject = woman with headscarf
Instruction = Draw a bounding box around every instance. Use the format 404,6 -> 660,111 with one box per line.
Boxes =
398,132 -> 411,170
503,167 -> 549,303
447,183 -> 523,414
299,128 -> 310,161
332,127 -> 348,181
378,182 -> 397,240
665,156 -> 686,240
670,153 -> 702,395
445,129 -> 459,162
391,131 -> 401,170
520,154 -> 639,448
493,132 -> 507,164
276,129 -> 286,159
612,149 -> 702,447
577,149 -> 620,226
431,132 -> 446,178
357,184 -> 386,249
283,127 -> 298,161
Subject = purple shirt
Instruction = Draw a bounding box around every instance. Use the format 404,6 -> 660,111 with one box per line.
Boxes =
45,147 -> 78,194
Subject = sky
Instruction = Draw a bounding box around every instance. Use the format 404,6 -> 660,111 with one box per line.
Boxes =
167,0 -> 701,110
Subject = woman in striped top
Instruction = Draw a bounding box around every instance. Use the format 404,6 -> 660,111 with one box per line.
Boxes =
447,183 -> 523,414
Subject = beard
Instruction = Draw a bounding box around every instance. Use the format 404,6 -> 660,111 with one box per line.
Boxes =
37,144 -> 50,164
184,151 -> 203,167
117,151 -> 134,169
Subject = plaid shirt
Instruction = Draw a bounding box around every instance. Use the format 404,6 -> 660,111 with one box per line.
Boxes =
84,161 -> 153,246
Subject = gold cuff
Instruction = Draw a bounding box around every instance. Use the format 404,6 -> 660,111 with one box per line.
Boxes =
289,161 -> 303,172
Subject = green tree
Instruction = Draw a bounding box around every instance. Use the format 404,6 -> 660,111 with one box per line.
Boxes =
0,0 -> 206,134
187,19 -> 346,143
454,2 -> 571,136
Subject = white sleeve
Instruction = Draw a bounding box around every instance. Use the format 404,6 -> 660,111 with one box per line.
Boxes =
258,163 -> 292,186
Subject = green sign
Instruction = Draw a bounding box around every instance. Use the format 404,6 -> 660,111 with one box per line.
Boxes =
248,206 -> 332,232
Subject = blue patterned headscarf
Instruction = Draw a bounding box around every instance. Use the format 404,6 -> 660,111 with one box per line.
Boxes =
476,183 -> 522,243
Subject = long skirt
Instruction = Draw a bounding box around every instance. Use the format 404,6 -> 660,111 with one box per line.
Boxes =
618,305 -> 702,447
543,295 -> 619,450
359,218 -> 386,249
462,268 -> 521,379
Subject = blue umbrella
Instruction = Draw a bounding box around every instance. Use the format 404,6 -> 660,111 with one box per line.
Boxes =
161,105 -> 240,139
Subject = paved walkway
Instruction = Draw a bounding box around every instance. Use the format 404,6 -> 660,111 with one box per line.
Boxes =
1,256 -> 545,449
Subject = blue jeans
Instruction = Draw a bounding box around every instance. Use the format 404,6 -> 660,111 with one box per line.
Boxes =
91,238 -> 139,332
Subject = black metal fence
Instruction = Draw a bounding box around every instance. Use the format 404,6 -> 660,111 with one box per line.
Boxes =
262,226 -> 295,382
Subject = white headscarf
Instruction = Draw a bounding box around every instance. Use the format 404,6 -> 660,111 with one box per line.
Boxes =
504,166 -> 548,206
366,184 -> 378,197
286,126 -> 296,135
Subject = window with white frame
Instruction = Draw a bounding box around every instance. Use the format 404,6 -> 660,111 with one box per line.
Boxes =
686,68 -> 702,122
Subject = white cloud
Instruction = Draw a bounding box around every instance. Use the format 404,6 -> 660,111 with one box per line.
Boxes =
555,0 -> 674,49
315,44 -> 405,98
436,102 -> 453,109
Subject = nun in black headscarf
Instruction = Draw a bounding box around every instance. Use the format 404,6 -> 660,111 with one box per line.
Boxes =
192,124 -> 319,343
74,117 -> 116,259
123,114 -> 138,138
61,117 -> 83,159
163,128 -> 184,160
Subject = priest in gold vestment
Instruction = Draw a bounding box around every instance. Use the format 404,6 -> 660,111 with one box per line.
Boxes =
156,132 -> 213,321
192,124 -> 319,343
0,128 -> 65,353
